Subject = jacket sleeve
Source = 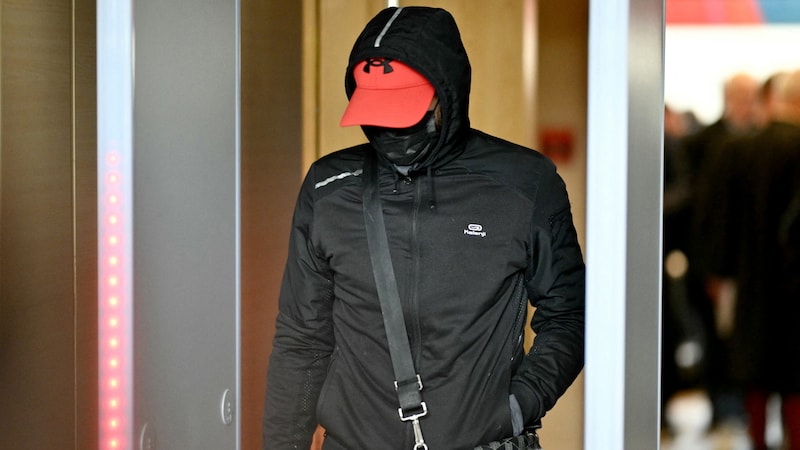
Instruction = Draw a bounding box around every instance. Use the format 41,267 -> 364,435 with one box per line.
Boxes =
263,165 -> 336,449
510,167 -> 586,425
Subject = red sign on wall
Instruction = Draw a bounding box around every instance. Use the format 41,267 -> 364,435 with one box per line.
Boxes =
539,128 -> 574,165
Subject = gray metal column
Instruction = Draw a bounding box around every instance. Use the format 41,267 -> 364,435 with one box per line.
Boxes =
133,1 -> 241,449
585,0 -> 664,448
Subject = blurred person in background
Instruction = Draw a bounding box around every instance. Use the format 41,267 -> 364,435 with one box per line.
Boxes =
712,69 -> 800,450
756,72 -> 789,129
661,103 -> 717,442
662,104 -> 709,400
682,72 -> 762,428
683,72 -> 761,190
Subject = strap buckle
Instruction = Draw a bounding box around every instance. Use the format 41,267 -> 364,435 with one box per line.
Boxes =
394,374 -> 423,392
395,374 -> 427,421
398,401 -> 428,422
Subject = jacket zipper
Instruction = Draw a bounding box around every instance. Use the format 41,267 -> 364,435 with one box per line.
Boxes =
410,175 -> 423,368
509,274 -> 528,362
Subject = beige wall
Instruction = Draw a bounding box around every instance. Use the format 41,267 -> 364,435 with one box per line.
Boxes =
0,0 -> 97,448
536,3 -> 588,448
537,0 -> 588,245
240,1 -> 304,449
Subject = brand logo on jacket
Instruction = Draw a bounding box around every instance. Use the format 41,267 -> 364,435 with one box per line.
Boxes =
464,223 -> 486,238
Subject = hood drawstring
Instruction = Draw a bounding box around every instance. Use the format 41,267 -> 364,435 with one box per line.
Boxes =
386,161 -> 437,209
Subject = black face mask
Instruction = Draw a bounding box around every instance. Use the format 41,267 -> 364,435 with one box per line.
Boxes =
363,109 -> 439,166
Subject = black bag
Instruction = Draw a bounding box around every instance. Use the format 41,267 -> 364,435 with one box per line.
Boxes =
474,429 -> 542,450
474,422 -> 542,450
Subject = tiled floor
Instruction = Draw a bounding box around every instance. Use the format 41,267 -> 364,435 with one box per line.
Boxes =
661,389 -> 786,450
661,422 -> 751,450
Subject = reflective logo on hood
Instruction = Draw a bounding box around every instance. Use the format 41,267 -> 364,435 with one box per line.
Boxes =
464,223 -> 486,238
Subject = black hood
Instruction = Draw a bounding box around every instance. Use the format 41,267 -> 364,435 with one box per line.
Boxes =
345,7 -> 472,170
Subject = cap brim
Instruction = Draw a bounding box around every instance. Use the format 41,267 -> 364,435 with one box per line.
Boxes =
340,83 -> 435,128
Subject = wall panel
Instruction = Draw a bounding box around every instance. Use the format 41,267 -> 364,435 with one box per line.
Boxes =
0,0 -> 96,448
74,0 -> 98,448
132,1 -> 239,448
240,1 -> 304,448
535,3 -> 588,447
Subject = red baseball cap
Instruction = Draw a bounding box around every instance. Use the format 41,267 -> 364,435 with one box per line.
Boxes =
340,58 -> 435,128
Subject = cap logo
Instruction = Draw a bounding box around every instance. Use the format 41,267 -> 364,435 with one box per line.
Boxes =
364,58 -> 394,74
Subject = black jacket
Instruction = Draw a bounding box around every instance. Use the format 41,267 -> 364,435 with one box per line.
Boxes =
722,121 -> 800,391
263,7 -> 585,449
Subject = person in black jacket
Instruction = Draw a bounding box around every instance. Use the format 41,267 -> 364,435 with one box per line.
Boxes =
682,72 -> 761,427
262,7 -> 585,449
717,69 -> 800,450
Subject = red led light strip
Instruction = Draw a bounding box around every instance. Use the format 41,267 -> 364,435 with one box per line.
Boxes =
98,2 -> 133,447
99,149 -> 132,450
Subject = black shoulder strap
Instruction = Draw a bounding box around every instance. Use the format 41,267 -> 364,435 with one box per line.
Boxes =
361,152 -> 429,449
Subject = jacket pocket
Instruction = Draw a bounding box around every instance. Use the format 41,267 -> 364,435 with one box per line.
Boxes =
315,347 -> 340,423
